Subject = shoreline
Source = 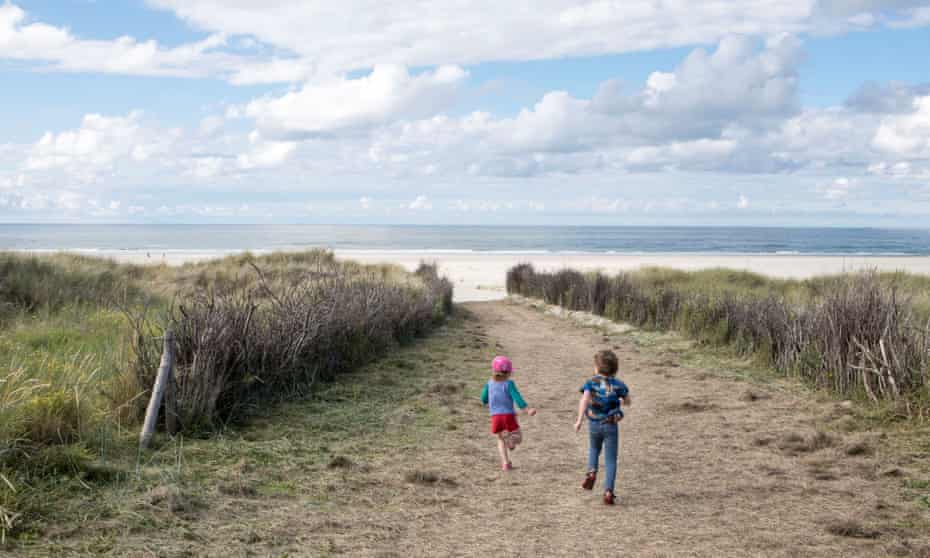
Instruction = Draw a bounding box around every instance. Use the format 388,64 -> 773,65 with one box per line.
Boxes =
10,247 -> 930,257
11,248 -> 930,302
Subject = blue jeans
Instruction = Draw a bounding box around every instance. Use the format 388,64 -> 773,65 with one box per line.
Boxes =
588,421 -> 619,491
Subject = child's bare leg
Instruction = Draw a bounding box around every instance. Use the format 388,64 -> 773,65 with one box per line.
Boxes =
510,429 -> 523,447
496,433 -> 511,466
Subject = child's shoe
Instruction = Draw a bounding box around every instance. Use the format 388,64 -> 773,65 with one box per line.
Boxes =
502,462 -> 513,471
581,471 -> 597,490
603,490 -> 616,505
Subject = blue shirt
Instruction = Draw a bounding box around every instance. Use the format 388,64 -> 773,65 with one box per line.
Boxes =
580,375 -> 629,422
481,380 -> 528,415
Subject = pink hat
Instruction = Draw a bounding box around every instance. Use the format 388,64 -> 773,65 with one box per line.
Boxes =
492,356 -> 513,373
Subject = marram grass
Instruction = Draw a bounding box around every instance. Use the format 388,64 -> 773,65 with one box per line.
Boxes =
508,264 -> 930,416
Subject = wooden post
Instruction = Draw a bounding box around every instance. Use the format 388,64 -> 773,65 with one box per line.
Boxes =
140,330 -> 175,449
165,359 -> 179,436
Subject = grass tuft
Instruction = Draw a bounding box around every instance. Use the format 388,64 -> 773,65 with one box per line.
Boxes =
825,519 -> 882,539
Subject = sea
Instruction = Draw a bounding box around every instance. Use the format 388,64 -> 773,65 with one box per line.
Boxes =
1,224 -> 929,255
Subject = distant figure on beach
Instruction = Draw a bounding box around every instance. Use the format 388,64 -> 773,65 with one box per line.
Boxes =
574,349 -> 632,505
480,356 -> 536,471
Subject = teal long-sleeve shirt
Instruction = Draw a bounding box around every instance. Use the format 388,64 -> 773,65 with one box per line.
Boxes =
480,379 -> 528,413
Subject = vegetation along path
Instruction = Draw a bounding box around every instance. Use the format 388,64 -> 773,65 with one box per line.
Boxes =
15,301 -> 930,557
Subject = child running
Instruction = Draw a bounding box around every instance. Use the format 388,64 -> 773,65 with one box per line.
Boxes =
480,356 -> 536,471
574,349 -> 632,505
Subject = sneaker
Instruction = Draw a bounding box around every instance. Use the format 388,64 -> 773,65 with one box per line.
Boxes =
502,462 -> 513,471
581,471 -> 597,490
603,490 -> 616,505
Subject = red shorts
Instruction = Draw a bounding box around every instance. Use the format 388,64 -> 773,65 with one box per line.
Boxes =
490,414 -> 520,434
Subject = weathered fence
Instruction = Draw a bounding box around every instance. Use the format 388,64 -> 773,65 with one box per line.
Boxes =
139,330 -> 178,449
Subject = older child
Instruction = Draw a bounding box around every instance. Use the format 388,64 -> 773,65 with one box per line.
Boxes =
481,355 -> 536,471
574,349 -> 631,505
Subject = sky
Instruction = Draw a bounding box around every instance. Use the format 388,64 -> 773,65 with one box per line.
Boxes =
1,1 -> 930,226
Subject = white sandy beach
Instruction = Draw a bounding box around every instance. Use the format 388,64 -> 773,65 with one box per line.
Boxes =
33,249 -> 930,302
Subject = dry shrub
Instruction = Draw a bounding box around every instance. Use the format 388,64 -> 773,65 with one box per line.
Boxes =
133,255 -> 453,431
507,264 -> 930,412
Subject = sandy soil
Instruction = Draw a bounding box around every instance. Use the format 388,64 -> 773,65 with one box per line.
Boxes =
341,252 -> 930,302
386,301 -> 928,557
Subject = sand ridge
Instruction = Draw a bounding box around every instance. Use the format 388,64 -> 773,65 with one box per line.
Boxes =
34,249 -> 930,303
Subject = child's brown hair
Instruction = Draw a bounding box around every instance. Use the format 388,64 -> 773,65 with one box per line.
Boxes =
594,349 -> 619,376
493,369 -> 511,380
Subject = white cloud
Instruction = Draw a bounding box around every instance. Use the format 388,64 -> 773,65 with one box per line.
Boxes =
628,34 -> 803,137
868,160 -> 930,179
5,0 -> 928,87
198,115 -> 225,136
236,131 -> 296,169
872,95 -> 930,157
244,64 -> 467,138
362,36 -> 804,177
6,9 -> 930,224
185,155 -> 232,178
24,111 -> 180,182
819,177 -> 856,199
0,3 -> 248,79
452,199 -> 516,212
764,107 -> 879,169
148,0 -> 930,76
625,139 -> 737,170
228,58 -> 316,85
846,81 -> 930,113
408,195 -> 432,211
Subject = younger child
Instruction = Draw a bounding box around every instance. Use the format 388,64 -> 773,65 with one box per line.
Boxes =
481,355 -> 536,471
574,349 -> 631,505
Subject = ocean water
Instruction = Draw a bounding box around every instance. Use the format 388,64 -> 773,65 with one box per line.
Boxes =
1,224 -> 929,255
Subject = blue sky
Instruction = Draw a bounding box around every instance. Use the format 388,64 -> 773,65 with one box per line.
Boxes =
1,0 -> 930,225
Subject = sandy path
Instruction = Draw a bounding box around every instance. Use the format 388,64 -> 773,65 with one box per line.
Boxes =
392,301 -> 923,557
